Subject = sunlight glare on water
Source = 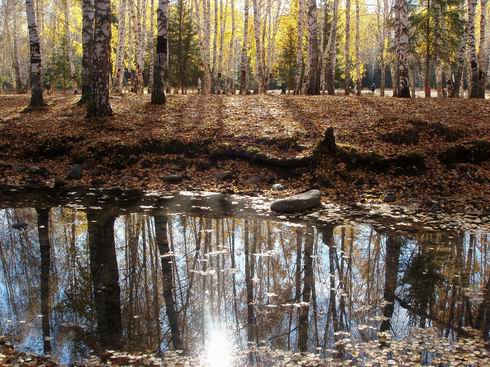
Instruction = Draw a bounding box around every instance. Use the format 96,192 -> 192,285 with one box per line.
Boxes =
204,327 -> 234,367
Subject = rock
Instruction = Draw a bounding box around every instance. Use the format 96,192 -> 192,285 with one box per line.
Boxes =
11,222 -> 28,230
249,175 -> 262,184
272,183 -> 285,191
163,174 -> 184,184
270,189 -> 322,213
53,176 -> 65,188
383,192 -> 396,203
29,166 -> 49,177
66,164 -> 82,180
214,170 -> 234,180
13,165 -> 26,173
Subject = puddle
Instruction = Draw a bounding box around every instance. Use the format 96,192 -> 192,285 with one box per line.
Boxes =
0,188 -> 489,365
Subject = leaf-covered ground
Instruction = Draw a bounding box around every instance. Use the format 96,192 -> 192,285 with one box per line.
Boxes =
0,93 -> 489,214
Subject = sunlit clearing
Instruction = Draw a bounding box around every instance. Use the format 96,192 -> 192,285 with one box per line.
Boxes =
204,328 -> 233,367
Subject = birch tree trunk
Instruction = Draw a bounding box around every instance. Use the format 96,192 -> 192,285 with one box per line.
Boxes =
151,0 -> 169,104
468,0 -> 479,98
344,0 -> 351,95
131,0 -> 144,93
148,0 -> 155,92
25,0 -> 45,107
63,0 -> 77,92
252,0 -> 264,93
326,0 -> 339,95
239,0 -> 250,94
217,0 -> 226,93
355,0 -> 361,95
12,8 -> 23,93
394,0 -> 410,97
80,0 -> 95,103
451,0 -> 467,97
477,0 -> 488,98
87,0 -> 113,116
306,0 -> 320,94
203,0 -> 212,94
294,0 -> 306,94
114,0 -> 127,93
227,0 -> 235,93
377,0 -> 386,96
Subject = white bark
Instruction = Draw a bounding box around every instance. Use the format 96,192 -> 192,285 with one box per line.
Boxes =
394,0 -> 410,97
305,0 -> 319,94
227,0 -> 235,92
468,0 -> 478,97
25,0 -> 45,107
81,0 -> 95,101
114,0 -> 128,93
477,0 -> 488,97
63,0 -> 77,91
344,0 -> 351,95
355,0 -> 360,95
88,0 -> 113,116
239,0 -> 250,94
252,0 -> 264,93
294,0 -> 306,93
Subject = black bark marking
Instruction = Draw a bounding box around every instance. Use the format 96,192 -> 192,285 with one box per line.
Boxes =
157,36 -> 167,54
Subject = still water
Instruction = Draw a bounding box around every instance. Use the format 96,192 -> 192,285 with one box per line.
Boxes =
0,188 -> 489,366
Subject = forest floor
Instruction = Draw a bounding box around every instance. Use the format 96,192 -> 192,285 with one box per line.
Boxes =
0,92 -> 489,214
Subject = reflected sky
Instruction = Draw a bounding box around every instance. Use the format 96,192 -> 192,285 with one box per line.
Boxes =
0,193 -> 489,365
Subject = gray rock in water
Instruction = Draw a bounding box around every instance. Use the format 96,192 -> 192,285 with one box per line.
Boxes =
214,171 -> 234,180
67,164 -> 82,180
164,174 -> 184,184
383,192 -> 396,203
272,183 -> 285,191
270,189 -> 322,213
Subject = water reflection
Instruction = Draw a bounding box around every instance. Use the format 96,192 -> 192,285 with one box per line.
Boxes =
0,200 -> 489,365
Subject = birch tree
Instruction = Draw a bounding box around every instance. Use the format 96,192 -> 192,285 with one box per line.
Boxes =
87,0 -> 112,116
114,0 -> 127,93
477,0 -> 488,98
202,0 -> 212,93
80,0 -> 95,103
355,0 -> 361,95
63,0 -> 77,92
131,0 -> 144,93
25,0 -> 45,107
148,0 -> 155,92
294,0 -> 306,94
227,0 -> 235,93
324,0 -> 339,95
252,0 -> 264,93
239,0 -> 250,94
151,0 -> 169,104
344,0 -> 351,95
394,0 -> 410,97
217,0 -> 226,93
12,2 -> 23,93
451,0 -> 467,97
306,0 -> 320,94
468,0 -> 478,98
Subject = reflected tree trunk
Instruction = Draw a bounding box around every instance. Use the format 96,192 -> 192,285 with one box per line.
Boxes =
379,235 -> 403,333
154,215 -> 184,350
475,275 -> 490,340
87,211 -> 123,349
37,208 -> 51,354
298,227 -> 314,351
